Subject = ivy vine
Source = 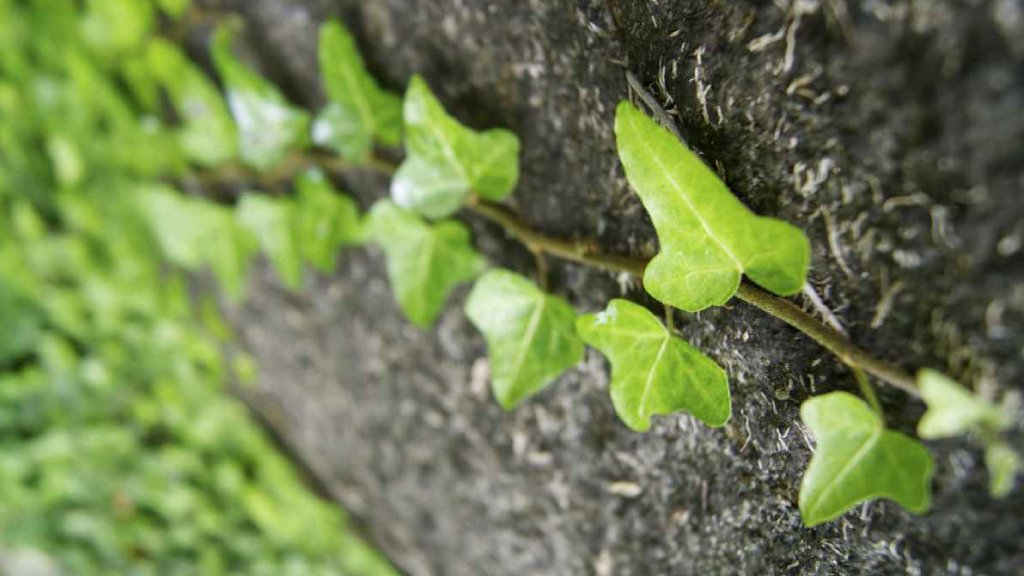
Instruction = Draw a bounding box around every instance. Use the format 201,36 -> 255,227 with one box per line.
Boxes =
141,12 -> 1020,527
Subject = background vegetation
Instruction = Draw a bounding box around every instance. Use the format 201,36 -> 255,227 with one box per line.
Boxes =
0,1 -> 395,573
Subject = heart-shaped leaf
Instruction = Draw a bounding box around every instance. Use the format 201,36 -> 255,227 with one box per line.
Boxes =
236,194 -> 303,290
293,170 -> 362,273
211,25 -> 310,171
391,76 -> 519,219
147,39 -> 238,167
577,299 -> 730,431
135,185 -> 256,302
312,20 -> 402,162
464,269 -> 583,409
614,101 -> 810,312
365,200 -> 484,327
799,392 -> 934,526
916,369 -> 1009,439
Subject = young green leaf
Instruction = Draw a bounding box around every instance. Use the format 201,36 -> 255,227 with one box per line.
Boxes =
135,184 -> 214,269
194,207 -> 258,303
0,282 -> 43,366
917,370 -> 1019,499
211,25 -> 311,171
985,442 -> 1020,499
799,392 -> 934,526
365,200 -> 484,327
81,0 -> 154,57
464,269 -> 584,409
46,133 -> 85,188
236,194 -> 303,290
312,20 -> 401,162
391,76 -> 519,219
614,101 -> 810,312
916,369 -> 1010,439
294,170 -> 363,273
135,185 -> 256,302
155,0 -> 192,18
147,38 -> 238,167
577,299 -> 730,431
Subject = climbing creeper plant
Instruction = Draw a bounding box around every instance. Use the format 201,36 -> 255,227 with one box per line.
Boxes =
0,2 -> 400,573
90,12 -> 1023,530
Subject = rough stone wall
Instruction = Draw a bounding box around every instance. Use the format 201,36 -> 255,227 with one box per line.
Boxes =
202,1 -> 1023,574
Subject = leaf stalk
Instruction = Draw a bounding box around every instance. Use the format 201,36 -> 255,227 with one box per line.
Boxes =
193,156 -> 919,399
464,197 -> 919,398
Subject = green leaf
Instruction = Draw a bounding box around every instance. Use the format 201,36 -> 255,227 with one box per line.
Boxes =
365,200 -> 484,327
799,392 -> 934,526
211,25 -> 310,171
916,369 -> 1009,439
118,53 -> 163,113
205,210 -> 258,303
294,170 -> 362,272
577,299 -> 730,431
155,0 -> 191,18
464,269 -> 584,409
81,0 -> 155,58
135,185 -> 256,302
391,76 -> 519,219
917,372 -> 1019,499
236,194 -> 303,290
312,20 -> 401,162
985,442 -> 1020,499
46,133 -> 85,188
613,101 -> 810,312
147,38 -> 238,167
135,185 -> 212,269
0,281 -> 43,366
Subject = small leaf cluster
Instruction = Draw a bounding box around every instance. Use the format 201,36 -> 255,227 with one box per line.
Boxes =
917,370 -> 1020,498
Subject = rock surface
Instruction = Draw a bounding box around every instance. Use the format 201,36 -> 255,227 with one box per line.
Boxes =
203,0 -> 1023,574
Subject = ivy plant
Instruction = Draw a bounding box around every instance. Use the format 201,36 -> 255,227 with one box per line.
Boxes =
236,193 -> 305,291
464,269 -> 584,409
211,24 -> 311,171
799,392 -> 934,526
365,200 -> 485,327
294,169 -> 363,272
917,369 -> 1010,439
135,184 -> 256,302
917,369 -> 1019,497
154,0 -> 191,18
17,7 -> 1012,544
146,38 -> 239,167
391,76 -> 520,219
614,101 -> 810,312
577,299 -> 730,431
0,3 -> 397,572
81,0 -> 154,59
314,20 -> 402,162
985,442 -> 1021,499
220,20 -> 1013,527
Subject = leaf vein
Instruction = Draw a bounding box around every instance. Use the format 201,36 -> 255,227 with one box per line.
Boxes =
809,425 -> 883,519
639,334 -> 670,420
628,111 -> 743,273
507,294 -> 545,391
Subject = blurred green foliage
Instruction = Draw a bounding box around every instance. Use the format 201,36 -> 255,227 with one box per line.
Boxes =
0,0 -> 393,574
